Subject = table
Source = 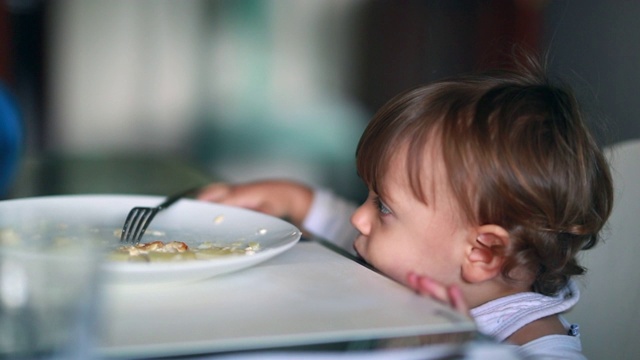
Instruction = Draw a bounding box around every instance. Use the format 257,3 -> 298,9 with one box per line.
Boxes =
99,241 -> 476,359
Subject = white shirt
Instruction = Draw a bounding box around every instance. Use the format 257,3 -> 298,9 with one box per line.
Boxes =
303,188 -> 359,252
471,281 -> 585,359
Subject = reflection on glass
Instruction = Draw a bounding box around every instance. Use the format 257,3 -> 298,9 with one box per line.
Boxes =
0,222 -> 103,359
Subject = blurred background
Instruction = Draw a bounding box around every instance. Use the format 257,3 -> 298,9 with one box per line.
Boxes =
1,0 -> 639,202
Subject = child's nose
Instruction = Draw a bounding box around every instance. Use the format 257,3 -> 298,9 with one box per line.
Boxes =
350,204 -> 370,235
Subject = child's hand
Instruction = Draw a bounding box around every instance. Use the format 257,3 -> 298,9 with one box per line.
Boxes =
197,180 -> 313,228
407,272 -> 470,316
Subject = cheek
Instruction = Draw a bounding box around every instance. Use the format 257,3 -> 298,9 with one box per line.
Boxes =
358,230 -> 434,280
367,250 -> 411,284
355,235 -> 399,270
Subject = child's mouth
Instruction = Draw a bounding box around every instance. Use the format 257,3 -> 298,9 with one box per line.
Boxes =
352,246 -> 375,269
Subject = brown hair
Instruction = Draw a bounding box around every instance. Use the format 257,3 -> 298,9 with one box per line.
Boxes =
356,59 -> 613,296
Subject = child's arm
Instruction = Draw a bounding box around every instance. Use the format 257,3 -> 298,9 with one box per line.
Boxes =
197,180 -> 359,251
197,180 -> 313,229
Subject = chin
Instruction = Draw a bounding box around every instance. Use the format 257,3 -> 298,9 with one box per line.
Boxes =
352,244 -> 375,269
352,243 -> 364,261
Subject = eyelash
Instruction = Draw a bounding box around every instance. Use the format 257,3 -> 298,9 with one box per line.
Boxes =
373,196 -> 392,215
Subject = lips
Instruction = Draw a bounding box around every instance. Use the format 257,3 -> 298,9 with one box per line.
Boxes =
353,234 -> 365,255
352,243 -> 361,258
352,236 -> 375,269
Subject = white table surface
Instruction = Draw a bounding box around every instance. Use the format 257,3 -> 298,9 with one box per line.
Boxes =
98,241 -> 476,359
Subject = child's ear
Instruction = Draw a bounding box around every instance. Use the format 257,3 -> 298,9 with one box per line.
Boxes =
461,225 -> 510,284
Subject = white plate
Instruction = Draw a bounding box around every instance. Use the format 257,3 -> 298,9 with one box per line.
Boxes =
0,195 -> 301,284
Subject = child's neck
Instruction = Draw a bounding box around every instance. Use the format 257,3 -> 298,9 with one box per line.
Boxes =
464,279 -> 532,309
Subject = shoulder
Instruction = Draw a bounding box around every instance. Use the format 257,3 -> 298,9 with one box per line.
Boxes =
506,315 -> 566,345
518,334 -> 586,360
471,281 -> 580,342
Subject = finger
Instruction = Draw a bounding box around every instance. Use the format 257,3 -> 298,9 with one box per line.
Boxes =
408,273 -> 451,303
407,273 -> 470,316
448,285 -> 470,315
196,183 -> 232,202
251,201 -> 282,218
419,277 -> 451,304
407,272 -> 419,289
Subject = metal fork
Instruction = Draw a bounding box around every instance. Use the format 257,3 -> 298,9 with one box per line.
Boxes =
119,186 -> 200,244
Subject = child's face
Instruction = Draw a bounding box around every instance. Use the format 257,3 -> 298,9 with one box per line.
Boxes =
351,145 -> 474,287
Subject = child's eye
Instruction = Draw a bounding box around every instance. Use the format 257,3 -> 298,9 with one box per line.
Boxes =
373,196 -> 392,215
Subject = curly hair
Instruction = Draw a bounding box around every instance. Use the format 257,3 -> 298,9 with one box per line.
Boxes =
356,58 -> 613,296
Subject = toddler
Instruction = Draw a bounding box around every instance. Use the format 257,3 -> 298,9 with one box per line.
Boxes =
198,58 -> 613,359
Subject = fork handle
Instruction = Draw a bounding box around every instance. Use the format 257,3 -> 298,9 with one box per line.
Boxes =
157,186 -> 201,210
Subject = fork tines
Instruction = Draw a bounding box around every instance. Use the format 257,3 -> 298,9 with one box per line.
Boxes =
120,207 -> 159,244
